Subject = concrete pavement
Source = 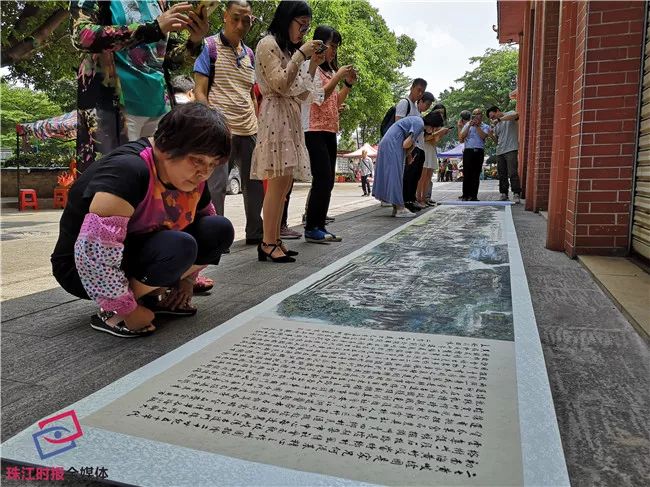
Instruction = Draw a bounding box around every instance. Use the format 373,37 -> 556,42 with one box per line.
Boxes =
1,180 -> 648,486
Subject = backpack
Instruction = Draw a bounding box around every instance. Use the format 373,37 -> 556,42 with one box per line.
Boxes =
379,98 -> 411,137
205,35 -> 255,93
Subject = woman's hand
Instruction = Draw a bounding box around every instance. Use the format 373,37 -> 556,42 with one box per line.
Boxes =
164,278 -> 194,310
124,305 -> 155,331
186,8 -> 209,44
300,40 -> 324,58
337,65 -> 355,81
310,50 -> 326,67
157,3 -> 192,35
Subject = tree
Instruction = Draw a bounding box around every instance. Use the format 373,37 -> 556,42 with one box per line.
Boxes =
3,0 -> 415,147
439,46 -> 518,123
438,46 -> 518,152
1,2 -> 70,69
0,81 -> 64,153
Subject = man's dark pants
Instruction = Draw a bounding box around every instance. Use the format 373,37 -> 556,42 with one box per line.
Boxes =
208,135 -> 263,240
403,147 -> 425,203
462,148 -> 484,199
497,150 -> 521,195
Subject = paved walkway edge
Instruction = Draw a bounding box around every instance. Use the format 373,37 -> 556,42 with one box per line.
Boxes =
578,256 -> 650,340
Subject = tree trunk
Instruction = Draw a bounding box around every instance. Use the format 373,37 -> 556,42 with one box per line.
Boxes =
1,9 -> 68,67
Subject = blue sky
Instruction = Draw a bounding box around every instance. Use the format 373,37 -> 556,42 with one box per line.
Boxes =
368,0 -> 503,98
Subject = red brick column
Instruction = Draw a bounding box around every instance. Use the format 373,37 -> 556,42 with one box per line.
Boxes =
525,2 -> 544,211
547,1 -> 579,252
531,1 -> 559,212
570,0 -> 644,255
563,1 -> 590,257
518,2 -> 535,199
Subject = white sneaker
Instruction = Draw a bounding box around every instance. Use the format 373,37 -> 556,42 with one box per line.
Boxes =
499,193 -> 509,201
394,208 -> 416,218
513,194 -> 521,204
380,201 -> 392,207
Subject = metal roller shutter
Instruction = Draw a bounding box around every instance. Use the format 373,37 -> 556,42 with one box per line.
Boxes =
632,7 -> 650,260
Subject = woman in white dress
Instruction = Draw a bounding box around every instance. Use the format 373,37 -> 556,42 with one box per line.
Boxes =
251,0 -> 325,262
416,104 -> 450,206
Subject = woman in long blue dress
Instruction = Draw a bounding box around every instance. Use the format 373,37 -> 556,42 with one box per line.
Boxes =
373,111 -> 443,217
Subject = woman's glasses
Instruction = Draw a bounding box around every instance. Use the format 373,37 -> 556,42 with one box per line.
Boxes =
293,18 -> 310,33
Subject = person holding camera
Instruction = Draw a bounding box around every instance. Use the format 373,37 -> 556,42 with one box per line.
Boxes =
416,103 -> 449,207
487,105 -> 521,203
71,1 -> 209,170
372,111 -> 444,218
302,25 -> 357,244
458,108 -> 491,201
250,0 -> 326,262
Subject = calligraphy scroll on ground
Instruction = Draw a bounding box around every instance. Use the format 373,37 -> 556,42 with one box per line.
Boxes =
85,206 -> 524,486
85,320 -> 522,486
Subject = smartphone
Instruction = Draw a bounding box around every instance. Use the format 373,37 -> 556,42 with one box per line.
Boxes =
195,0 -> 218,16
315,43 -> 328,54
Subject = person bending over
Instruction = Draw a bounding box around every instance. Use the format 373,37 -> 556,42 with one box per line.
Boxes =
372,111 -> 444,218
51,103 -> 234,338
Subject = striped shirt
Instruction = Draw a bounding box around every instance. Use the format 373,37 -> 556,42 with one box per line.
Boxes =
194,35 -> 257,136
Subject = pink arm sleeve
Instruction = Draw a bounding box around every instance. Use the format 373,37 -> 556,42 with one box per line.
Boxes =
73,213 -> 137,316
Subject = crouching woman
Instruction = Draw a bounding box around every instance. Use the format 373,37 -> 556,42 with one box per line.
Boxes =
51,103 -> 234,338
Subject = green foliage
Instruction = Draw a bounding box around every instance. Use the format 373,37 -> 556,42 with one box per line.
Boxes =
438,46 -> 518,153
3,1 -> 416,148
204,0 -> 416,145
2,140 -> 76,168
439,46 -> 518,123
1,82 -> 62,134
0,82 -> 74,167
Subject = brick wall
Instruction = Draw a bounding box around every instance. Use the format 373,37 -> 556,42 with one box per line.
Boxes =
518,3 -> 535,199
547,0 -> 578,252
525,3 -> 544,211
570,1 -> 644,255
0,168 -> 67,198
564,1 -> 590,256
531,1 -> 559,212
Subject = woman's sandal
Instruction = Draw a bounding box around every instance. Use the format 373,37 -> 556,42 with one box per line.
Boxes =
193,274 -> 214,294
142,291 -> 197,317
90,310 -> 155,338
257,242 -> 296,263
277,239 -> 299,256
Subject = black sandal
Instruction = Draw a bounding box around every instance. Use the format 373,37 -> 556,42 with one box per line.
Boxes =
277,239 -> 299,256
257,242 -> 296,262
90,311 -> 155,338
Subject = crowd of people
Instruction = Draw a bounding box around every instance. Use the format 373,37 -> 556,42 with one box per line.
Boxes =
53,0 -> 519,338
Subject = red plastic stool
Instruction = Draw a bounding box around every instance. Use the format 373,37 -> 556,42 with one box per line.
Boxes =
18,189 -> 38,211
53,188 -> 68,209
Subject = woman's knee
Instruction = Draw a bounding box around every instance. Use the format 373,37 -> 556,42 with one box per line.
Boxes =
193,216 -> 235,253
128,231 -> 198,286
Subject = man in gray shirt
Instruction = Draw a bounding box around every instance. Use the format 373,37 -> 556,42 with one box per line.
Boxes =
488,105 -> 521,203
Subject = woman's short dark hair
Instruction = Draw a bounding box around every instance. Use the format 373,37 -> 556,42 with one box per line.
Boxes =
432,103 -> 447,121
268,1 -> 312,54
154,103 -> 231,160
423,111 -> 444,129
313,25 -> 342,72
